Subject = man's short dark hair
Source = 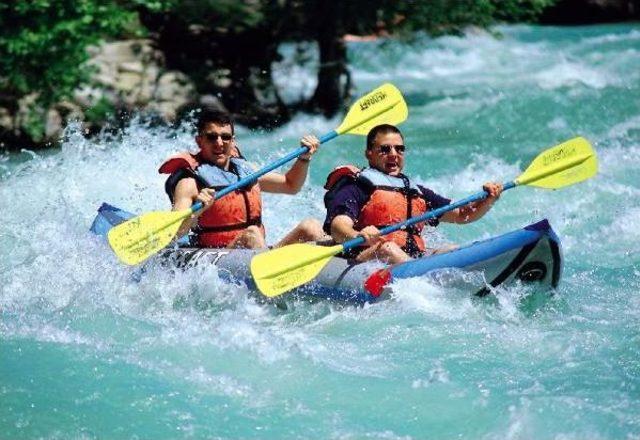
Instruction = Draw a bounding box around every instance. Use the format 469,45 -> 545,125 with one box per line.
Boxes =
366,124 -> 403,150
196,108 -> 234,134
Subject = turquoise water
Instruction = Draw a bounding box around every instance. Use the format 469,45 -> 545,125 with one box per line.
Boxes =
2,24 -> 639,439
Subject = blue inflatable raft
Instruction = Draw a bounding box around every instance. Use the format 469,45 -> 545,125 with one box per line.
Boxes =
91,203 -> 562,303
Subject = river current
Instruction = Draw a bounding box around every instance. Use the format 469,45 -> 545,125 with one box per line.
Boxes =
1,24 -> 639,439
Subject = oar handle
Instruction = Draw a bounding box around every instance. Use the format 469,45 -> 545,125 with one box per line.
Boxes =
190,130 -> 339,212
342,180 -> 517,251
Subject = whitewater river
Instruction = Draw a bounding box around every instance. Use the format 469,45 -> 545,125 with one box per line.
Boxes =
1,24 -> 639,439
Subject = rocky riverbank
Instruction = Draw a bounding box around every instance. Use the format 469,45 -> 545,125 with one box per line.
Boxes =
0,39 -> 223,151
2,0 -> 637,152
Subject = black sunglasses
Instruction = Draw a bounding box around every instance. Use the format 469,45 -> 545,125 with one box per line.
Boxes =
378,144 -> 406,155
204,132 -> 233,142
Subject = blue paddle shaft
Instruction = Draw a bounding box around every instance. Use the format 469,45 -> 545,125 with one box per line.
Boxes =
191,130 -> 339,212
342,180 -> 517,250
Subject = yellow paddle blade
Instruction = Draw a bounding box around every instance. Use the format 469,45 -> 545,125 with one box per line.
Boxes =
516,137 -> 598,189
107,208 -> 191,265
336,83 -> 408,136
250,244 -> 343,298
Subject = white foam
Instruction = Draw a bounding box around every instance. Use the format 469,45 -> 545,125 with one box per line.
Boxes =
535,61 -> 612,90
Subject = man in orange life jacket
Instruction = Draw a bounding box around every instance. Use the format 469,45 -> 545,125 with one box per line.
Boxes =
323,124 -> 503,264
159,109 -> 326,249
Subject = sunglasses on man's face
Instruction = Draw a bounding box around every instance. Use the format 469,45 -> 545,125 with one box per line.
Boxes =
204,132 -> 233,142
378,144 -> 406,155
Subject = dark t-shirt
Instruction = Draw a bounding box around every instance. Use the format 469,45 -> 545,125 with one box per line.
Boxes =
323,179 -> 451,233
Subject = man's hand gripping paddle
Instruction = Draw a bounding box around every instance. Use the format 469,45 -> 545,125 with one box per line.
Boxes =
108,83 -> 408,265
250,137 -> 598,298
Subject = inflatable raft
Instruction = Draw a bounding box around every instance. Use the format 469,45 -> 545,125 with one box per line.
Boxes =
91,203 -> 562,304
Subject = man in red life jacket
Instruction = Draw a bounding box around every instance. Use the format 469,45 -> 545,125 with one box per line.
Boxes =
323,124 -> 503,264
159,109 -> 326,249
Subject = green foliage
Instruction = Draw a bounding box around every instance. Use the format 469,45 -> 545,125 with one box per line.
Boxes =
22,105 -> 46,142
172,0 -> 266,32
0,0 -> 138,108
84,96 -> 116,124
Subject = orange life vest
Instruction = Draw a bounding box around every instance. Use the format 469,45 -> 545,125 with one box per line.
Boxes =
159,150 -> 264,248
324,165 -> 429,254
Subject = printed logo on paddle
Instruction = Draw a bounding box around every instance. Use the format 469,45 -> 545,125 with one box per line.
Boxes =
359,90 -> 388,112
542,144 -> 577,167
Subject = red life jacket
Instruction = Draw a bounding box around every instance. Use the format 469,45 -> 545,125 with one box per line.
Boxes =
324,165 -> 428,254
159,150 -> 264,248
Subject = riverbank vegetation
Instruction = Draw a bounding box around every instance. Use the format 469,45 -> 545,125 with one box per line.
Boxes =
1,0 -> 636,150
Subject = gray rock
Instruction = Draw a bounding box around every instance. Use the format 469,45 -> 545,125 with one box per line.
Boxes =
45,101 -> 84,140
119,61 -> 145,74
154,71 -> 195,102
0,107 -> 13,131
199,95 -> 227,110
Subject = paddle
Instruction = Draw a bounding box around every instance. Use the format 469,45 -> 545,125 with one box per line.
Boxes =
108,83 -> 408,265
250,136 -> 598,298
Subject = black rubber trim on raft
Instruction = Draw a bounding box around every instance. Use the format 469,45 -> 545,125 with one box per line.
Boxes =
163,248 -> 203,268
474,242 -> 537,297
332,260 -> 362,289
550,239 -> 561,288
